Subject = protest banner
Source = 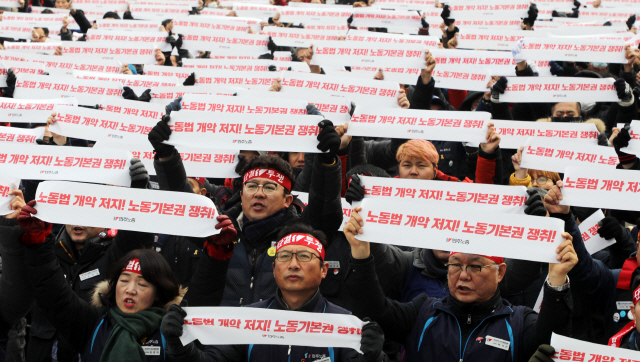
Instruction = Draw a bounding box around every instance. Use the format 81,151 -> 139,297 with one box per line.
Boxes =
4,42 -> 62,55
560,167 -> 640,211
311,41 -> 425,68
0,143 -> 132,186
578,209 -> 615,255
345,30 -> 439,47
429,48 -> 552,77
96,19 -> 162,31
174,15 -> 261,33
148,85 -> 247,104
519,37 -> 627,63
219,0 -> 270,7
99,97 -> 165,121
15,74 -> 123,105
0,177 -> 19,216
20,52 -> 122,76
279,71 -> 399,108
351,8 -> 422,28
520,138 -> 618,173
358,175 -> 528,213
182,58 -> 310,73
373,0 -> 433,11
232,3 -> 279,19
0,126 -> 44,144
0,97 -> 78,124
164,111 -> 324,152
142,65 -> 193,80
73,70 -> 179,95
0,61 -> 45,87
86,29 -> 172,52
33,181 -> 221,237
491,120 -> 600,149
346,66 -> 422,85
263,26 -> 343,47
181,94 -> 308,115
278,7 -> 353,26
551,333 -> 640,359
180,306 -> 364,350
431,64 -> 493,92
500,77 -> 618,103
620,120 -> 640,156
129,4 -> 191,19
347,107 -> 490,143
93,142 -> 240,178
355,197 -> 565,263
456,29 -> 544,51
61,42 -> 157,64
194,70 -> 279,90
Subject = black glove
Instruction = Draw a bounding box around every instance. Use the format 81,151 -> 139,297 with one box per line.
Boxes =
627,14 -> 636,30
614,78 -> 633,105
345,174 -> 365,205
529,344 -> 555,362
347,14 -> 353,25
268,65 -> 277,72
175,34 -> 183,49
267,36 -> 277,53
613,125 -> 631,149
360,318 -> 385,362
183,73 -> 196,86
122,86 -> 139,101
603,20 -> 612,26
161,304 -> 188,355
524,189 -> 547,217
549,61 -> 563,76
490,76 -> 507,103
129,157 -> 150,189
148,114 -> 176,158
421,17 -> 429,29
524,3 -> 538,26
6,68 -> 16,89
441,4 -> 450,19
573,0 -> 581,8
166,35 -> 177,47
316,120 -> 341,163
597,217 -> 626,243
138,89 -> 152,102
165,96 -> 182,115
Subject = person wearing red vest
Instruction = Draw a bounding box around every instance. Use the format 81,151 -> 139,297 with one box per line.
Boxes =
609,276 -> 640,349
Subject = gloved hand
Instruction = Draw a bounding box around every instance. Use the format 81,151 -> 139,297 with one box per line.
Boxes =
524,3 -> 538,26
612,125 -> 631,149
165,96 -> 182,115
122,86 -> 139,101
267,36 -> 277,53
166,35 -> 177,47
345,174 -> 365,205
529,344 -> 555,362
347,14 -> 353,25
524,189 -> 547,217
421,17 -> 429,29
360,318 -> 385,362
512,39 -> 526,63
175,34 -> 183,49
490,76 -> 508,103
129,157 -> 150,189
6,68 -> 16,90
573,0 -> 581,8
17,200 -> 52,245
614,78 -> 633,106
549,61 -> 563,76
161,304 -> 188,355
317,120 -> 341,163
597,217 -> 626,243
203,215 -> 237,260
440,4 -> 450,19
183,73 -> 196,86
627,14 -> 636,30
137,89 -> 152,102
148,114 -> 176,158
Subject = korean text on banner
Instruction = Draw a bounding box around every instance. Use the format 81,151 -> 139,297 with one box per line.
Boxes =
347,107 -> 490,144
165,112 -> 325,153
180,306 -> 364,352
99,97 -> 165,121
519,37 -> 627,63
0,126 -> 44,144
34,181 -> 221,238
431,64 -> 492,92
356,197 -> 565,263
263,26 -> 342,48
620,120 -> 640,156
93,142 -> 240,179
50,106 -> 153,146
295,192 -> 352,231
550,333 -> 640,361
14,74 -> 123,105
180,94 -> 308,115
279,71 -> 400,108
311,41 -> 425,68
578,209 -> 615,255
0,177 -> 19,216
491,120 -> 599,149
358,175 -> 528,214
0,143 -> 132,187
560,167 -> 640,211
0,98 -> 78,124
520,138 -> 618,173
500,77 -> 618,103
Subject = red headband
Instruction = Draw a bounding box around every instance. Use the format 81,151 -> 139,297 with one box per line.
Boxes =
449,252 -> 504,265
634,286 -> 640,305
123,259 -> 142,275
276,233 -> 325,260
243,167 -> 291,191
189,177 -> 206,187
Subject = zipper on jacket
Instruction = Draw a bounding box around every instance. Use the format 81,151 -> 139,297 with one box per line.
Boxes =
250,276 -> 254,289
239,298 -> 243,305
288,346 -> 291,355
467,314 -> 471,324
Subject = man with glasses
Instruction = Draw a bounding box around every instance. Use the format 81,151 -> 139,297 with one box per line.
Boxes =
162,224 -> 388,362
341,206 -> 577,361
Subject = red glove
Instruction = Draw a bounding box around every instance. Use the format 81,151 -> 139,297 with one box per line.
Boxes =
17,200 -> 51,246
203,215 -> 237,261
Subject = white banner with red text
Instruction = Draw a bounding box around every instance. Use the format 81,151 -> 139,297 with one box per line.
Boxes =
263,26 -> 344,47
85,29 -> 172,52
278,8 -> 353,26
578,209 -> 615,255
519,37 -> 627,63
96,19 -> 162,31
180,94 -> 308,115
33,181 -> 220,237
195,70 -> 279,90
348,107 -> 490,143
560,167 -> 640,211
0,97 -> 78,124
355,197 -> 565,263
0,61 -> 45,88
429,48 -> 552,77
351,8 -> 422,28
61,42 -> 157,64
311,41 -> 425,68
180,31 -> 269,56
0,143 -> 132,186
99,97 -> 164,122
0,177 -> 20,216
180,306 -> 364,351
0,126 -> 44,144
491,120 -> 600,149
520,138 -> 618,173
182,58 -> 310,73
620,120 -> 640,156
431,64 -> 493,92
550,333 -> 640,362
148,85 -> 247,104
500,77 -> 618,103
358,175 -> 528,213
232,3 -> 278,19
164,112 -> 324,152
14,74 -> 123,105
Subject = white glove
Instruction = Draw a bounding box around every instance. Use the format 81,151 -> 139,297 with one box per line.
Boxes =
512,39 -> 526,63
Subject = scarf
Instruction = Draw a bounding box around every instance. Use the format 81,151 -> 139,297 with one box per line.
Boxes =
99,306 -> 165,362
242,208 -> 287,250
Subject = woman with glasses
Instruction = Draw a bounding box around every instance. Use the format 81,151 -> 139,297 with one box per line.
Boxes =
510,146 -> 561,190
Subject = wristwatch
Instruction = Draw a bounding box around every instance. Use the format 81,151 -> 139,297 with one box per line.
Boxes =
546,275 -> 570,292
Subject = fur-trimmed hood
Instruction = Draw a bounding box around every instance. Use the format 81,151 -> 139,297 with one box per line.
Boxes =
91,280 -> 187,312
536,117 -> 606,133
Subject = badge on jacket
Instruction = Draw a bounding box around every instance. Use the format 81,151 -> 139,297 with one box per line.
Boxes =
485,336 -> 510,351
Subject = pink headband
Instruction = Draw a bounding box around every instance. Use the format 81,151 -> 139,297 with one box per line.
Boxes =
243,168 -> 291,191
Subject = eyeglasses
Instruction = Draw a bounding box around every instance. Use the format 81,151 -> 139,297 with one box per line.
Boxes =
445,263 -> 496,275
275,250 -> 321,263
533,176 -> 549,185
244,182 -> 279,195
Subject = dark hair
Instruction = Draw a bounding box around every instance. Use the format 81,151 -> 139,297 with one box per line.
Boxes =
35,27 -> 49,36
102,249 -> 179,309
632,275 -> 640,291
275,222 -> 328,263
41,8 -> 54,13
239,154 -> 296,193
345,164 -> 390,184
551,102 -> 581,115
103,11 -> 120,19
